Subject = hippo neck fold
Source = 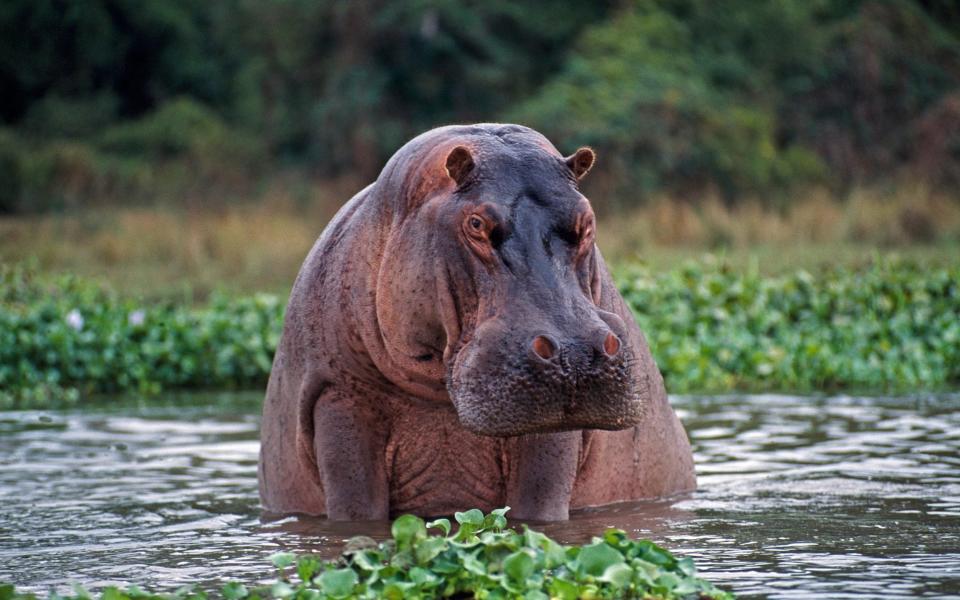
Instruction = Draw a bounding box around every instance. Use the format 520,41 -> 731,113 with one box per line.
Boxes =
347,138 -> 467,402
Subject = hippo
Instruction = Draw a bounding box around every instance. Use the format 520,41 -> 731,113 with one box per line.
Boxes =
258,124 -> 695,521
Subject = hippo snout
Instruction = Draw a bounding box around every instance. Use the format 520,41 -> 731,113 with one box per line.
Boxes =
447,318 -> 647,437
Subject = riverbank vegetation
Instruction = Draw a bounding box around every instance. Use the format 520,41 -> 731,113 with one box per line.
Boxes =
2,186 -> 959,302
0,508 -> 733,599
3,258 -> 957,409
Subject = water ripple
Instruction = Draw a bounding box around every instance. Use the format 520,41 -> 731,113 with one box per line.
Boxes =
1,392 -> 958,598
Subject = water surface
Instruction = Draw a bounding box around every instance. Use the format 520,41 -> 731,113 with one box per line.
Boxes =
1,393 -> 958,599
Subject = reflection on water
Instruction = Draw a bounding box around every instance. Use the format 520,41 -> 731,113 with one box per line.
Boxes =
1,393 -> 958,598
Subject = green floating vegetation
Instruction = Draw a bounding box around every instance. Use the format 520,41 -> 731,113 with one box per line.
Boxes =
2,257 -> 959,408
617,257 -> 960,393
0,263 -> 283,408
0,508 -> 732,600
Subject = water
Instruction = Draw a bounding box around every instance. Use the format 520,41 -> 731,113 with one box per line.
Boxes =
1,393 -> 958,599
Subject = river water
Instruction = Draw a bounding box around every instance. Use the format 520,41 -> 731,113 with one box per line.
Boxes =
1,393 -> 958,599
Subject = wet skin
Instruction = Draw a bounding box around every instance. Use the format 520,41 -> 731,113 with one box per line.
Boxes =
258,124 -> 695,521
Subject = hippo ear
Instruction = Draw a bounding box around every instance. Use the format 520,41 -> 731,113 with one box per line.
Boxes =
565,147 -> 595,180
445,146 -> 475,186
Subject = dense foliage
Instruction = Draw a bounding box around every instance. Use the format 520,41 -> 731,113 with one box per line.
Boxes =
2,0 -> 960,211
2,259 -> 958,408
516,0 -> 960,201
0,264 -> 282,408
0,508 -> 732,599
618,257 -> 960,392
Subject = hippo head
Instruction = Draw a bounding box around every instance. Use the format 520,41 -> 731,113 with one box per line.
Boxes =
400,127 -> 648,437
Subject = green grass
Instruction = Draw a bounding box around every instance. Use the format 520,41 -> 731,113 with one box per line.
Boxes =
2,189 -> 959,302
606,242 -> 960,276
0,508 -> 733,600
2,257 -> 958,408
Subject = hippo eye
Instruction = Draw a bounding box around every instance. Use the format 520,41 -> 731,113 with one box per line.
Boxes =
463,213 -> 491,244
556,226 -> 579,246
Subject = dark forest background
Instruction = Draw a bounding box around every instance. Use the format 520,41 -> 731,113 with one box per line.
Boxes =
3,0 -> 960,213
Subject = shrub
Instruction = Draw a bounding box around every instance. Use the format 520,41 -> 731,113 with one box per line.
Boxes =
97,98 -> 255,161
0,99 -> 266,213
0,129 -> 22,213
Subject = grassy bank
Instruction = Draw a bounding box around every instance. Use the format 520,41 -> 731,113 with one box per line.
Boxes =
2,258 -> 957,408
2,187 -> 959,301
0,508 -> 732,599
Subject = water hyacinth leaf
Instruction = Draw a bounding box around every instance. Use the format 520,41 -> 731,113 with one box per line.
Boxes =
220,583 -> 248,600
391,514 -> 427,549
677,556 -> 696,577
460,549 -> 487,576
428,556 -> 460,574
382,582 -> 416,600
523,527 -> 566,567
674,577 -> 701,596
350,550 -> 385,572
454,508 -> 484,526
70,586 -> 91,600
599,562 -> 634,588
631,558 -> 660,584
656,572 -> 681,593
484,506 -> 510,531
523,527 -> 547,548
176,584 -> 204,600
577,542 -> 625,577
407,566 -> 439,587
602,528 -> 628,548
425,517 -> 451,536
413,536 -> 446,564
637,540 -> 674,567
547,578 -> 579,600
268,582 -> 292,599
503,549 -> 536,583
268,553 -> 295,569
388,547 -> 415,570
296,557 -> 320,582
453,509 -> 485,541
316,569 -> 358,598
542,539 -> 567,567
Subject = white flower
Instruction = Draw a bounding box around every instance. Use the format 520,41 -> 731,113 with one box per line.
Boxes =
65,309 -> 84,331
128,309 -> 146,327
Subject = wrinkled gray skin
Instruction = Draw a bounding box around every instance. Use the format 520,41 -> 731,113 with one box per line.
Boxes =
259,124 -> 695,521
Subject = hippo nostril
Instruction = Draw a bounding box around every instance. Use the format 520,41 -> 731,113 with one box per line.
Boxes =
531,335 -> 557,361
603,332 -> 621,357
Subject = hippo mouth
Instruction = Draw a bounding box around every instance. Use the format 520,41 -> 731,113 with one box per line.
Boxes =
445,330 -> 648,437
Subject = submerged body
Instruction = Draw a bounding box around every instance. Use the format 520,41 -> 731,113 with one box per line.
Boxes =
259,124 -> 695,520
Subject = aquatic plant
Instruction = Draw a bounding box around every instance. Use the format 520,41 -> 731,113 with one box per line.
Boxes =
617,256 -> 960,392
0,508 -> 732,599
0,263 -> 282,408
2,257 -> 958,408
